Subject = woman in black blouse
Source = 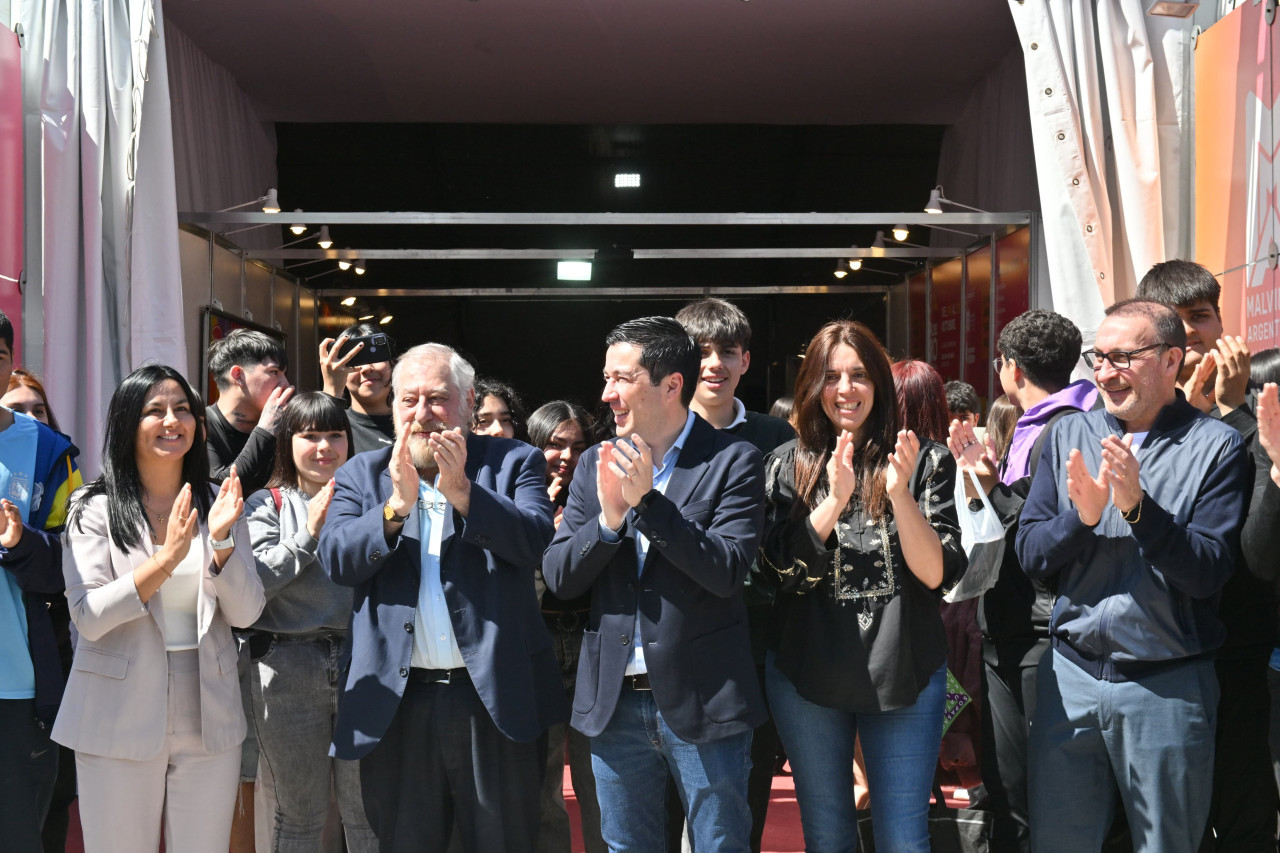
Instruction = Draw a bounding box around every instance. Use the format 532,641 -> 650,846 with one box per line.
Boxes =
758,320 -> 965,853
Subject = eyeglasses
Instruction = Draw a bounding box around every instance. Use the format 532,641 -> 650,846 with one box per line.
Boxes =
418,473 -> 448,513
1081,343 -> 1169,370
992,355 -> 1005,374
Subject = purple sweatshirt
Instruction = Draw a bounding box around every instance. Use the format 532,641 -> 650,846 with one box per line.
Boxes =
1001,379 -> 1098,485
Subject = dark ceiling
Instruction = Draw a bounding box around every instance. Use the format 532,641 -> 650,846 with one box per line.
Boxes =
273,122 -> 949,293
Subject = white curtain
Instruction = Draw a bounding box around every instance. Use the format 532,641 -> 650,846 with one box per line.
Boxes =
19,0 -> 186,476
1008,0 -> 1194,344
934,47 -> 1040,251
164,18 -> 277,252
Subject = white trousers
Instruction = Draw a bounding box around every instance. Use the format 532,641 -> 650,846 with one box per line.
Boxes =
75,649 -> 242,853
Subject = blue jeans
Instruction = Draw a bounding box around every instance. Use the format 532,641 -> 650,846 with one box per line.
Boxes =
767,654 -> 946,853
251,634 -> 377,853
1029,648 -> 1218,853
590,686 -> 753,852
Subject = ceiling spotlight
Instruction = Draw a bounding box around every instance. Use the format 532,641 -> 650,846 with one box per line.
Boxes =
340,296 -> 357,307
379,315 -> 393,325
354,260 -> 367,275
218,187 -> 282,214
289,210 -> 306,236
338,251 -> 352,271
833,259 -> 848,279
924,184 -> 985,213
358,314 -> 375,321
316,226 -> 333,249
614,173 -> 641,189
871,230 -> 886,249
848,257 -> 862,271
892,224 -> 910,242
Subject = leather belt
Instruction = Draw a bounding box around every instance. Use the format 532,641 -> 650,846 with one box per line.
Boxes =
623,672 -> 653,691
542,610 -> 590,632
409,667 -> 467,685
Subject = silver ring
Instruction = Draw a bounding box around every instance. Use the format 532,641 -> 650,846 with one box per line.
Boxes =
963,441 -> 977,449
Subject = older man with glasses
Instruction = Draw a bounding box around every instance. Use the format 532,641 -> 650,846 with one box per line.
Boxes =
1014,298 -> 1252,853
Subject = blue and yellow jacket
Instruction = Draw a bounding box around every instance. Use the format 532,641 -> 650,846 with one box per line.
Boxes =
0,418 -> 82,722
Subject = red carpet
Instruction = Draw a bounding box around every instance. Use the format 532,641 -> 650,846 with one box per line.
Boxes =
63,764 -> 961,852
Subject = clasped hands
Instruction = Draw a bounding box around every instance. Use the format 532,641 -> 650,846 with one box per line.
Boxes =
597,436 -> 655,532
1066,435 -> 1142,527
386,423 -> 471,519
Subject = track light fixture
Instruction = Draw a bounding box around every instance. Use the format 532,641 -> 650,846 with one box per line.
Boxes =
317,226 -> 333,250
924,185 -> 985,214
833,259 -> 848,279
354,260 -> 367,275
290,210 -> 306,236
219,188 -> 281,214
892,225 -> 910,242
340,296 -> 357,307
338,250 -> 352,272
848,257 -> 862,271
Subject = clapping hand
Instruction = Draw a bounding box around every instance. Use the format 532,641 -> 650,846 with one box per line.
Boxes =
209,465 -> 245,542
1065,449 -> 1110,527
1212,335 -> 1252,414
886,430 -> 921,503
824,430 -> 857,507
1257,383 -> 1280,487
306,478 -> 336,539
0,499 -> 23,550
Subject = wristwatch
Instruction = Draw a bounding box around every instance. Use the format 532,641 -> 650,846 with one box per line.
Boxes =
383,499 -> 410,524
208,530 -> 235,551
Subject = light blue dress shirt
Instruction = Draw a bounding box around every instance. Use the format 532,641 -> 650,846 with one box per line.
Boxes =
599,410 -> 696,675
411,476 -> 465,669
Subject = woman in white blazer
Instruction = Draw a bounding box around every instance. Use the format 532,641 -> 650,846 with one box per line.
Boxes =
53,364 -> 265,853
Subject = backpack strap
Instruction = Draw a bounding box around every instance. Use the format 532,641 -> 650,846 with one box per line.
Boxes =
270,488 -> 283,514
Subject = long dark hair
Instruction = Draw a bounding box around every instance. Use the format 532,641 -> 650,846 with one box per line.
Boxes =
266,392 -> 353,490
891,359 -> 949,444
70,364 -> 212,552
792,320 -> 897,521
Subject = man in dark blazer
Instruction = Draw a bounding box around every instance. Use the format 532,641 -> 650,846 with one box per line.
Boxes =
543,317 -> 767,852
320,342 -> 566,853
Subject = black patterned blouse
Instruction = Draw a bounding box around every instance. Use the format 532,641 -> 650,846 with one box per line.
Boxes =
758,438 -> 966,712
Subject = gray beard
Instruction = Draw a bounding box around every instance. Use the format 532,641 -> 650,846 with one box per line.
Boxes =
407,435 -> 436,469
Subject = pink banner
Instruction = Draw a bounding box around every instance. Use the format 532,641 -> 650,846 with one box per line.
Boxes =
0,27 -> 23,359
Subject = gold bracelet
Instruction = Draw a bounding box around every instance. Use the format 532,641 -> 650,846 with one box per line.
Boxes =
1119,494 -> 1143,524
154,555 -> 173,577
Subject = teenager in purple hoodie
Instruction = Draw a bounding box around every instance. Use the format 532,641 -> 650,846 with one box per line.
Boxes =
948,309 -> 1096,853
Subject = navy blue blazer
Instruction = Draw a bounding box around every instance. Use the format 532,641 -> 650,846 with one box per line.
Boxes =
543,414 -> 768,744
320,434 -> 567,760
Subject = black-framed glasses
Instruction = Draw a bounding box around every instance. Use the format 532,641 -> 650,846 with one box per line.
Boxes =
1081,343 -> 1169,370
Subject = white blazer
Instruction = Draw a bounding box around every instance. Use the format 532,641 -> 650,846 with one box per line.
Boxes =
52,490 -> 265,760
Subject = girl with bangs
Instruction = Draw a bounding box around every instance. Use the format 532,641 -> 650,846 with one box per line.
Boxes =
243,392 -> 377,852
758,321 -> 965,853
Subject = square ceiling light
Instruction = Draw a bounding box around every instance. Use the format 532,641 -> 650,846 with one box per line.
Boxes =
557,261 -> 593,281
614,173 -> 641,188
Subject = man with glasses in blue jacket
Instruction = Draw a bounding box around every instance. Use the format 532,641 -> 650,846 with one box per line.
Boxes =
1016,298 -> 1251,853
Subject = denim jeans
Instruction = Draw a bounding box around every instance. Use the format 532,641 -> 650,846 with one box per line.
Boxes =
591,686 -> 753,852
767,654 -> 946,853
250,633 -> 378,853
538,615 -> 605,853
1029,648 -> 1218,853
